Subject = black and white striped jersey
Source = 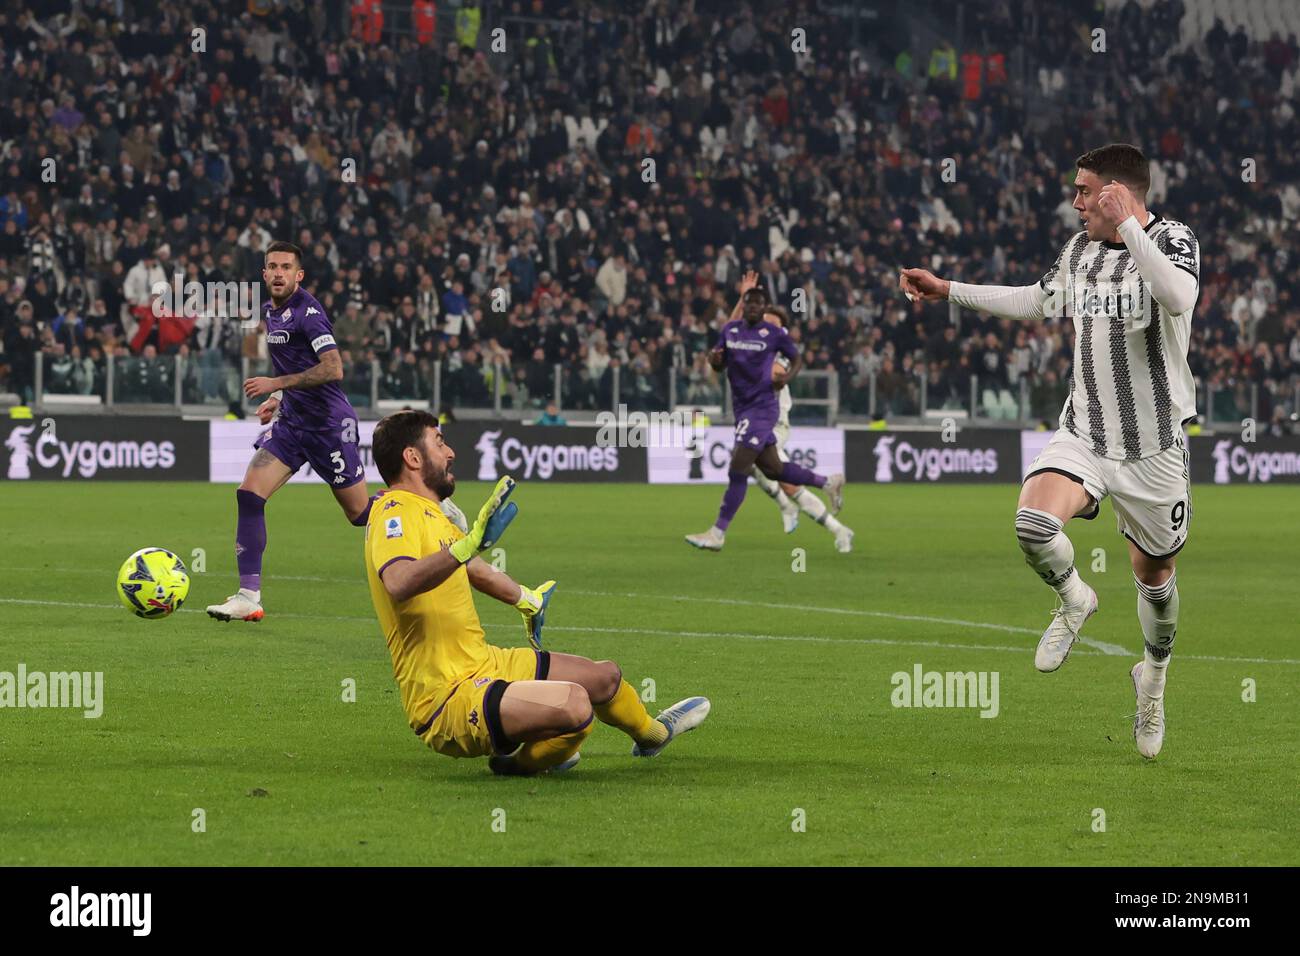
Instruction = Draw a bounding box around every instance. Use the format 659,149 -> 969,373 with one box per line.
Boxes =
1038,214 -> 1200,461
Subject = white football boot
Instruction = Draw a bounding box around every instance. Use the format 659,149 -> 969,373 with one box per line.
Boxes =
779,499 -> 800,534
834,526 -> 855,553
685,527 -> 725,551
1131,662 -> 1165,759
206,589 -> 265,622
631,697 -> 711,757
1034,583 -> 1098,672
824,473 -> 846,513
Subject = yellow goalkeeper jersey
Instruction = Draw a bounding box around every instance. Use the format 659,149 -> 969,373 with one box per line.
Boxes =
364,489 -> 492,732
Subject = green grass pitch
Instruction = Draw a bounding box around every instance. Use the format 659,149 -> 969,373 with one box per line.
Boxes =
0,480 -> 1296,866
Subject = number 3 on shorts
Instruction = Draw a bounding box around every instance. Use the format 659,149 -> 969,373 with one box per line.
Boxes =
330,450 -> 344,474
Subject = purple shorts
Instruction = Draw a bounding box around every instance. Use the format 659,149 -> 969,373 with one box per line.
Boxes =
732,406 -> 779,451
256,418 -> 365,488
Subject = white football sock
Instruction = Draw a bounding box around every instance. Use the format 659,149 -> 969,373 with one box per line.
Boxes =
239,587 -> 261,603
793,488 -> 845,535
1136,573 -> 1178,698
1015,508 -> 1089,606
752,467 -> 795,511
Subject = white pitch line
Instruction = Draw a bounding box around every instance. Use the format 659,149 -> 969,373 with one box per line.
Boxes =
0,564 -> 1132,656
565,588 -> 1136,658
1,596 -> 1297,665
0,596 -> 1086,657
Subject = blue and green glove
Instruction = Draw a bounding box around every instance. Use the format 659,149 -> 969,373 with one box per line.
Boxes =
516,580 -> 557,650
448,476 -> 517,563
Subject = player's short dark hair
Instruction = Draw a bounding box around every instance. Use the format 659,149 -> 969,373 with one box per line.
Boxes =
265,240 -> 303,266
1075,144 -> 1150,199
743,286 -> 769,303
373,409 -> 440,486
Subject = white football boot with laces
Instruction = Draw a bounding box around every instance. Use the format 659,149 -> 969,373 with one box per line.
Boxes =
685,527 -> 725,551
631,697 -> 711,757
1034,584 -> 1098,672
206,589 -> 264,622
1131,662 -> 1166,759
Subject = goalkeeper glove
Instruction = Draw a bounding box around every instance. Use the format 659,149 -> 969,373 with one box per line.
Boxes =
515,580 -> 557,651
448,476 -> 517,564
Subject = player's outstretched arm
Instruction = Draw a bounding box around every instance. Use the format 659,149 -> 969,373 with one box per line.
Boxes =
902,266 -> 1046,321
899,267 -> 951,302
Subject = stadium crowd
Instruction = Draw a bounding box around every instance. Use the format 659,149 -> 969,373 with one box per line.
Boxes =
0,0 -> 1297,431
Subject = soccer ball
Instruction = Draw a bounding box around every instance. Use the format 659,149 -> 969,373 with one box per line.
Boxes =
116,548 -> 190,619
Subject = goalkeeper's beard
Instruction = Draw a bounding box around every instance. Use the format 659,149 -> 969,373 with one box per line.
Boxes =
421,458 -> 456,501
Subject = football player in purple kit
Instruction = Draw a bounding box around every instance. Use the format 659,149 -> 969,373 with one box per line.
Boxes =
685,285 -> 846,551
206,241 -> 373,621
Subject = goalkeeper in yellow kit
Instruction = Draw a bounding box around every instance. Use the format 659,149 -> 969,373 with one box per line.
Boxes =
364,410 -> 710,775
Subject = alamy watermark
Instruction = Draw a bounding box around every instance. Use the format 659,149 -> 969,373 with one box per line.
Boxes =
890,664 -> 999,718
150,273 -> 263,328
595,405 -> 710,456
49,886 -> 150,936
0,665 -> 104,718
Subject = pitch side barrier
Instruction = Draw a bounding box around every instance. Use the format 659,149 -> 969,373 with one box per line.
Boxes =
13,419 -> 1292,484
2,415 -> 208,481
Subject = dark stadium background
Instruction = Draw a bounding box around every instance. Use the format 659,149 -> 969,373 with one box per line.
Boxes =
0,0 -> 1295,437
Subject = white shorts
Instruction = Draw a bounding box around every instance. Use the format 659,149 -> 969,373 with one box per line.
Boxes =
1025,429 -> 1192,560
774,420 -> 790,463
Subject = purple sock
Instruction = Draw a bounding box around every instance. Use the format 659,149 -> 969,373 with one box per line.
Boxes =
715,470 -> 750,531
351,493 -> 380,527
235,489 -> 267,591
779,461 -> 827,488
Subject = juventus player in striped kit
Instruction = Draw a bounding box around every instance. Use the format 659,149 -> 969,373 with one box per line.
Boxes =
900,145 -> 1199,759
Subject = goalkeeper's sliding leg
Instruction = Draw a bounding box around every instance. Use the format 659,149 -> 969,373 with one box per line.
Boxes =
489,653 -> 711,775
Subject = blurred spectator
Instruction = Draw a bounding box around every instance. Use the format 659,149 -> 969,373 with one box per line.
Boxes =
0,0 -> 1292,429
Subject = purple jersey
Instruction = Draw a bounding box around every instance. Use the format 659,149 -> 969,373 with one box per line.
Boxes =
717,318 -> 798,413
263,286 -> 355,429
